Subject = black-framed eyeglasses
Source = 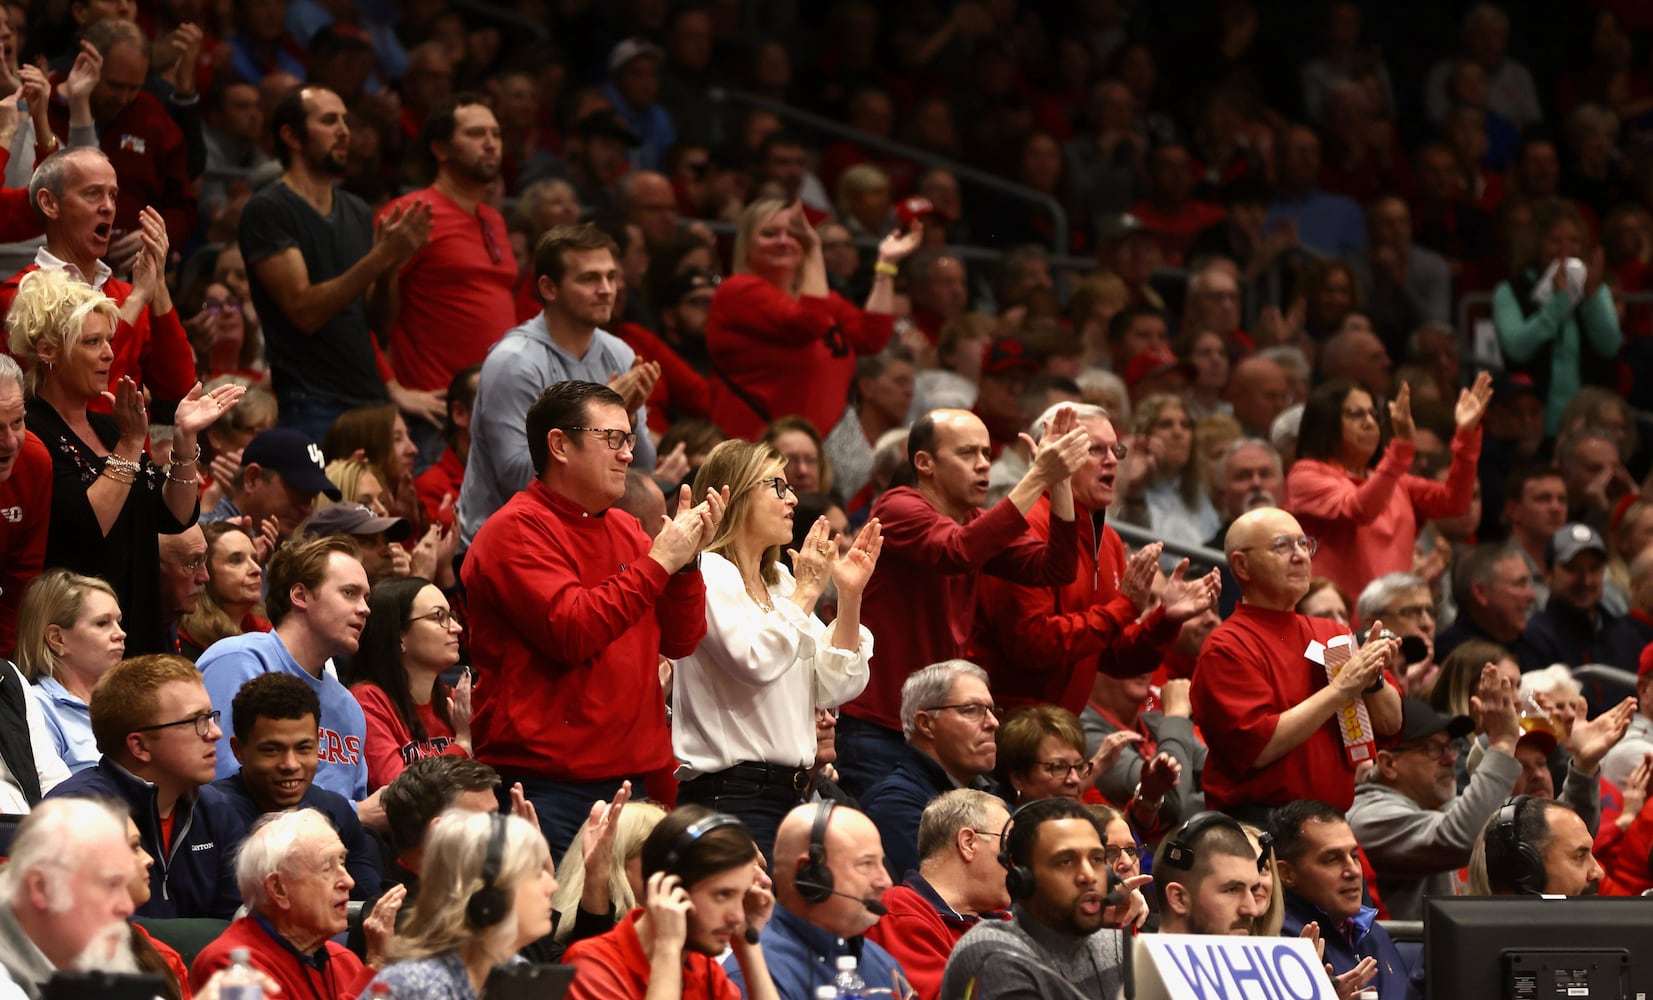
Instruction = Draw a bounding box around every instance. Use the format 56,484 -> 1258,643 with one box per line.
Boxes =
1032,759 -> 1095,780
134,710 -> 221,739
758,476 -> 798,500
1240,534 -> 1317,557
1104,845 -> 1141,864
410,607 -> 460,629
921,702 -> 1001,723
1397,737 -> 1457,761
562,427 -> 639,451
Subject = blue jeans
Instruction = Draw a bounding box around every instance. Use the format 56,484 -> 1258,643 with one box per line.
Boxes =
278,393 -> 353,447
833,716 -> 909,799
501,773 -> 649,859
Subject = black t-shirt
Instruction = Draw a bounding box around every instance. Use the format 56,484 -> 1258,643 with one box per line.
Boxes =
240,180 -> 388,408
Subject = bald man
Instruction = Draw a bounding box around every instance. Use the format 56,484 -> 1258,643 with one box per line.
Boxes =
1227,357 -> 1290,439
727,802 -> 905,1000
1190,508 -> 1402,822
838,408 -> 1089,794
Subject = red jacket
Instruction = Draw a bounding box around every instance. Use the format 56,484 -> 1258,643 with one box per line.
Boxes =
0,148 -> 44,243
461,480 -> 706,780
565,908 -> 741,1000
846,487 -> 1079,732
974,499 -> 1180,714
415,447 -> 463,530
47,86 -> 195,248
863,879 -> 1008,1000
706,274 -> 892,440
0,265 -> 197,403
190,915 -> 375,1000
0,432 -> 49,661
612,320 -> 710,434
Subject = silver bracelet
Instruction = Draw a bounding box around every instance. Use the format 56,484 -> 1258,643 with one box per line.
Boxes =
163,465 -> 198,486
169,443 -> 203,468
104,454 -> 141,478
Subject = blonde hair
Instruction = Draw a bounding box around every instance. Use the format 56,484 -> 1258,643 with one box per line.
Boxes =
694,440 -> 788,586
314,457 -> 384,513
733,197 -> 791,280
549,800 -> 665,942
390,810 -> 552,963
15,569 -> 120,683
5,269 -> 121,393
1240,823 -> 1285,936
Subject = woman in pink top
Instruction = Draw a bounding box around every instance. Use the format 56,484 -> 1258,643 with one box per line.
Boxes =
1284,372 -> 1492,617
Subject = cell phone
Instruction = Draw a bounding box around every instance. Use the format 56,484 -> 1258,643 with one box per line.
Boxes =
483,964 -> 577,1000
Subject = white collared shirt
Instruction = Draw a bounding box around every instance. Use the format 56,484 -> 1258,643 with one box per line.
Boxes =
33,245 -> 113,290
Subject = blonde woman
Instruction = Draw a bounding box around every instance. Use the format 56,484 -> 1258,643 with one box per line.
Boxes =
318,457 -> 395,515
674,440 -> 881,859
550,798 -> 667,944
8,268 -> 243,654
371,810 -> 556,998
17,568 -> 124,774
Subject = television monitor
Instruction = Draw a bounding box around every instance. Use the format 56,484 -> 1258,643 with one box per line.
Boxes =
1424,896 -> 1653,1000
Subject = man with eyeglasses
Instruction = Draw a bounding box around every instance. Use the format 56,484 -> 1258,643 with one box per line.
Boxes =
864,789 -> 1011,1000
458,222 -> 660,552
1192,507 -> 1403,823
1348,687 -> 1520,921
463,380 -> 721,857
47,653 -> 247,919
158,524 -> 210,654
378,92 -> 519,468
862,661 -> 1004,877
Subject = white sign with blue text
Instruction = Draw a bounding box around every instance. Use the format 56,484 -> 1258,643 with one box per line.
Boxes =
1132,934 -> 1338,1000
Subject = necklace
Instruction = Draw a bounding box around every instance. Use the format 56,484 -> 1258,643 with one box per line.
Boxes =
743,578 -> 775,613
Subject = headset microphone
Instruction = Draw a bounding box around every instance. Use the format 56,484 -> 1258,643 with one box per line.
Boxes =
794,878 -> 889,916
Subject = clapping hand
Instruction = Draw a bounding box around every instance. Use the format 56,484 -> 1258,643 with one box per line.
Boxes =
787,515 -> 837,596
1568,697 -> 1636,773
607,359 -> 661,415
1025,406 -> 1089,486
650,485 -> 727,571
1160,559 -> 1221,624
60,42 -> 101,107
1119,542 -> 1161,610
877,221 -> 923,264
376,198 -> 433,263
1089,730 -> 1142,779
1300,923 -> 1379,1000
1387,382 -> 1415,440
104,376 -> 149,447
172,380 -> 248,437
445,667 -> 473,754
832,518 -> 882,595
1453,371 -> 1494,432
1137,752 -> 1182,802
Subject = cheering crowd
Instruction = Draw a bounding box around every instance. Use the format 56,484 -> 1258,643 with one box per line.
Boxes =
1,0 -> 1652,998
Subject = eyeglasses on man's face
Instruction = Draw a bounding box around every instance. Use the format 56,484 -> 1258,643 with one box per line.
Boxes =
922,702 -> 1001,723
1241,534 -> 1318,557
1104,845 -> 1140,864
562,426 -> 639,451
134,710 -> 222,739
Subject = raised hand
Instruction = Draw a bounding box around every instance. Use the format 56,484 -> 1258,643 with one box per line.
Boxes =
1137,751 -> 1182,802
172,380 -> 248,437
0,83 -> 20,149
1027,425 -> 1090,486
740,855 -> 775,939
1160,678 -> 1192,718
1119,542 -> 1162,610
607,359 -> 660,415
654,442 -> 690,487
1160,560 -> 1221,624
445,667 -> 472,753
877,221 -> 923,264
786,515 -> 836,597
1454,370 -> 1494,432
1469,663 -> 1520,750
581,780 -> 632,877
362,882 -> 407,969
166,23 -> 203,95
1089,730 -> 1143,779
103,376 -> 149,447
832,518 -> 883,595
508,782 -> 539,829
644,872 -> 692,952
1331,624 -> 1394,699
1568,697 -> 1637,773
60,41 -> 101,106
1387,382 -> 1415,441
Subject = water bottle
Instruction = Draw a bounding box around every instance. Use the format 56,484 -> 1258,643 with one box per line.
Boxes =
816,987 -> 839,1000
833,956 -> 865,999
218,948 -> 263,1000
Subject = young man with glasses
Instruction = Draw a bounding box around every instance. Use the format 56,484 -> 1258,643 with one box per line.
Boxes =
1191,507 -> 1402,823
862,660 -> 1004,877
463,380 -> 722,857
198,536 -> 372,805
1348,688 -> 1521,920
47,653 -> 248,919
458,222 -> 660,552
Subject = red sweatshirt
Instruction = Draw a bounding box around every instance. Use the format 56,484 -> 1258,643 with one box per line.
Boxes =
0,148 -> 44,243
0,265 -> 197,403
705,274 -> 892,440
350,681 -> 467,792
846,487 -> 1079,732
612,320 -> 710,434
1284,430 -> 1480,616
974,498 -> 1180,714
0,432 -> 49,661
190,915 -> 376,1000
47,87 -> 195,249
461,480 -> 706,780
864,881 -> 1006,1000
414,447 -> 463,530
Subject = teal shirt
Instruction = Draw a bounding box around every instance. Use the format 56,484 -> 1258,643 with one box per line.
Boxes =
1491,280 -> 1621,434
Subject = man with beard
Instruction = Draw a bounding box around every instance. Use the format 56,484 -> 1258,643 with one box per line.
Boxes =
1152,812 -> 1265,935
941,797 -> 1145,1000
0,798 -> 142,996
459,224 -> 659,549
1478,796 -> 1605,897
379,93 -> 520,465
240,85 -> 432,443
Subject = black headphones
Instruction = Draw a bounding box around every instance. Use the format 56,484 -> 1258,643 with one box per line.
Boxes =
466,812 -> 511,927
1161,811 -> 1247,871
795,800 -> 837,903
996,802 -> 1042,901
663,812 -> 745,877
1489,795 -> 1547,895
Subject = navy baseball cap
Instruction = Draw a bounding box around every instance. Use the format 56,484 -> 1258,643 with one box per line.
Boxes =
241,429 -> 341,501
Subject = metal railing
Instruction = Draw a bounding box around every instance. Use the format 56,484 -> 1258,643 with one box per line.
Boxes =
1110,520 -> 1226,568
706,86 -> 1071,256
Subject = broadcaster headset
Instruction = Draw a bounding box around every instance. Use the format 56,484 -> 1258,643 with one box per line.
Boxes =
997,800 -> 1127,902
1488,795 -> 1547,895
662,811 -> 746,875
466,812 -> 511,927
1161,811 -> 1250,872
795,800 -> 837,904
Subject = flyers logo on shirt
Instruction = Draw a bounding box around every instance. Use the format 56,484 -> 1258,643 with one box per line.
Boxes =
318,728 -> 362,765
0,506 -> 20,523
119,134 -> 146,154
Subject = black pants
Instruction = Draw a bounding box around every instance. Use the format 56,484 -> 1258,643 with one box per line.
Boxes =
676,762 -> 809,865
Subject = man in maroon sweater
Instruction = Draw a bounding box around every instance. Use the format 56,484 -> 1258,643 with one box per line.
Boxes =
835,406 -> 1090,795
0,356 -> 48,660
462,380 -> 724,856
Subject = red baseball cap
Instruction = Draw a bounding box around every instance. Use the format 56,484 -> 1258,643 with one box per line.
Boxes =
1123,346 -> 1191,389
896,196 -> 939,230
982,339 -> 1042,377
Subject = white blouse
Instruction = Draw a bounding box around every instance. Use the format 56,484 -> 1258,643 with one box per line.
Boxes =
672,552 -> 873,778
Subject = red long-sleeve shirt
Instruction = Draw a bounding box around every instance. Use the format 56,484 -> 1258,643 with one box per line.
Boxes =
0,264 -> 197,403
705,274 -> 892,440
974,498 -> 1180,715
0,432 -> 50,660
461,479 -> 706,780
612,320 -> 710,434
350,681 -> 467,793
0,148 -> 44,243
845,486 -> 1079,733
190,915 -> 376,1000
1284,429 -> 1480,616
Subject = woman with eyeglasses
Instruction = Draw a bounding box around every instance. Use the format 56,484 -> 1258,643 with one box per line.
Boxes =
997,705 -> 1146,807
672,440 -> 881,860
1284,372 -> 1492,614
344,576 -> 472,792
177,522 -> 272,661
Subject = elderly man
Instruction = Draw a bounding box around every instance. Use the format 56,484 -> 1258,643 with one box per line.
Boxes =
1191,508 -> 1402,821
190,809 -> 404,996
463,380 -> 718,856
458,225 -> 660,550
975,402 -> 1221,714
158,524 -> 209,652
200,427 -> 342,535
1348,686 -> 1520,920
1477,798 -> 1603,896
1152,812 -> 1264,935
732,802 -> 902,1000
864,790 -> 1011,1000
1205,437 -> 1284,614
198,536 -> 371,803
1434,543 -> 1537,662
1271,801 -> 1409,1000
1228,357 -> 1290,439
1521,523 -> 1617,671
1355,571 -> 1437,688
861,661 -> 1001,879
839,407 -> 1088,793
0,356 -> 48,658
46,653 -> 245,919
0,798 -> 137,997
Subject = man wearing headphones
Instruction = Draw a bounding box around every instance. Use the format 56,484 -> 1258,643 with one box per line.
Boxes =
566,806 -> 780,1000
740,801 -> 904,1000
1152,812 -> 1266,935
1479,795 -> 1605,897
941,798 -> 1149,1000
